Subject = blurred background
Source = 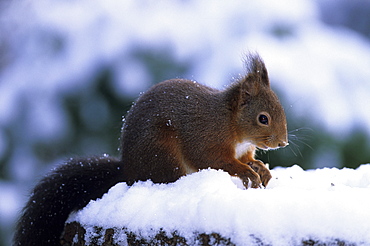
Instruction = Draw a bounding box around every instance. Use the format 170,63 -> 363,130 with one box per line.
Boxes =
1,0 -> 370,244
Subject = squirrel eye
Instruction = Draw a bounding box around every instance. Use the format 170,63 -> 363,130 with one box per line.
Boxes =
258,114 -> 269,125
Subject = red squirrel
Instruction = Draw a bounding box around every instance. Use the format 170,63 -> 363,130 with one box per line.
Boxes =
14,53 -> 288,245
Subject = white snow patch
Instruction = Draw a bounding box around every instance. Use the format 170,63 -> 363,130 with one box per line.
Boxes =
69,165 -> 370,245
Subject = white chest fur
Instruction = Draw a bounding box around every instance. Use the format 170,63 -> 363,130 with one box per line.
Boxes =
234,141 -> 254,159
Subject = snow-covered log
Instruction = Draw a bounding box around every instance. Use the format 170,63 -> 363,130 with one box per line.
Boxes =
62,165 -> 370,245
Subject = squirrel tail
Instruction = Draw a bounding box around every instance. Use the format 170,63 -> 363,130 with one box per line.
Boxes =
13,156 -> 125,246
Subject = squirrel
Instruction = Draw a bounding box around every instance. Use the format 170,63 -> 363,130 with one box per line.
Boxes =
13,53 -> 288,245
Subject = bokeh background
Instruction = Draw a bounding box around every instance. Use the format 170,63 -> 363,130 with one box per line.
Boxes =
1,0 -> 370,245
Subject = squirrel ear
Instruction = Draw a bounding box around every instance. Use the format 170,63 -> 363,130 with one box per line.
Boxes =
226,53 -> 270,111
226,77 -> 255,112
241,53 -> 270,96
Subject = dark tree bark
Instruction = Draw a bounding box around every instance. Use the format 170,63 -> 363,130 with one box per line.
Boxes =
61,222 -> 356,246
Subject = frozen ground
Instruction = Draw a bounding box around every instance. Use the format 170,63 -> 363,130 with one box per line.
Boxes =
69,165 -> 370,245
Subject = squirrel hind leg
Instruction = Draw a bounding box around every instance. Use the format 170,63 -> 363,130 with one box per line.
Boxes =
123,127 -> 186,184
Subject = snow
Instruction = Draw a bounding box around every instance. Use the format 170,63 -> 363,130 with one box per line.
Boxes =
69,165 -> 370,245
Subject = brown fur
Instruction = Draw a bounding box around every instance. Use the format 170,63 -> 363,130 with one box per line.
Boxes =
121,53 -> 288,188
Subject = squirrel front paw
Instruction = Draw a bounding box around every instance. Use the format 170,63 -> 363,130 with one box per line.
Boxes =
240,169 -> 262,189
247,160 -> 272,187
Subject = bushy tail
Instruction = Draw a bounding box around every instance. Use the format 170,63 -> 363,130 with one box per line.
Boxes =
13,156 -> 125,246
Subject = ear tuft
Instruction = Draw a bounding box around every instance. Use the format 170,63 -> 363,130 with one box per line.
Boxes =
226,53 -> 271,111
243,52 -> 270,87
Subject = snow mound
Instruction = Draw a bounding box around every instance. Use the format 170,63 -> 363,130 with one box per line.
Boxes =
69,165 -> 370,245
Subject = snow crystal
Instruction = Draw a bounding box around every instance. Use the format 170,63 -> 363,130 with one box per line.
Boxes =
69,165 -> 370,245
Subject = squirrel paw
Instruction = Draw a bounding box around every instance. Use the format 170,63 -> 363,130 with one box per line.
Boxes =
240,169 -> 262,189
247,160 -> 272,188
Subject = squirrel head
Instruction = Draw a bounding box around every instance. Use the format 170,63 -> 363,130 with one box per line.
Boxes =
227,53 -> 288,150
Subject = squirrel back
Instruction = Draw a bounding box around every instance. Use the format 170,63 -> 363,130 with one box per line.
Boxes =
14,53 -> 287,245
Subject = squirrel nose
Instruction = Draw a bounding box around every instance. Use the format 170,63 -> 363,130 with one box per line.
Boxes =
278,141 -> 288,148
